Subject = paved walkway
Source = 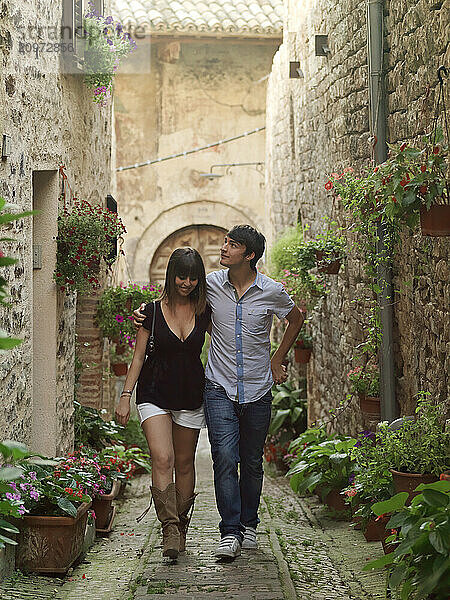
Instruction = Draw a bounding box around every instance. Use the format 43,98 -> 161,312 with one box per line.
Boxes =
1,431 -> 386,599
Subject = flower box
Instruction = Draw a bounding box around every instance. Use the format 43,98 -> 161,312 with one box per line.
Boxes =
91,480 -> 121,531
358,394 -> 381,418
324,489 -> 347,513
420,204 -> 450,236
362,517 -> 388,542
294,346 -> 312,364
16,502 -> 91,573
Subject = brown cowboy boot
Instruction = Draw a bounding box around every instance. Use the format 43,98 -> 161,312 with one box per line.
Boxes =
151,483 -> 180,559
176,488 -> 198,552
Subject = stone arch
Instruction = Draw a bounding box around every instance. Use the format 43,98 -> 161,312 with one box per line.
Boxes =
149,224 -> 227,283
132,200 -> 261,281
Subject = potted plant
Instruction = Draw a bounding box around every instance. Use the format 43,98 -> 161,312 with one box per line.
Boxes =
12,457 -> 96,573
347,363 -> 380,419
110,344 -> 133,377
342,431 -> 395,541
97,282 -> 162,344
302,224 -> 347,274
376,393 -> 449,503
328,127 -> 449,236
364,480 -> 450,599
82,2 -> 137,106
54,199 -> 126,294
294,329 -> 313,363
287,434 -> 356,513
264,381 -> 307,472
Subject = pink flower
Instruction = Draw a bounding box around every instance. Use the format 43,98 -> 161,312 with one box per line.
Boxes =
115,315 -> 124,323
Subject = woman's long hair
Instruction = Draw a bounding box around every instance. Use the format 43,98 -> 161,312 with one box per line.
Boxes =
159,247 -> 207,314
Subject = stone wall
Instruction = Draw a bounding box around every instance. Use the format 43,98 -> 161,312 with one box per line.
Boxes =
265,0 -> 449,434
0,1 -> 113,454
114,37 -> 280,282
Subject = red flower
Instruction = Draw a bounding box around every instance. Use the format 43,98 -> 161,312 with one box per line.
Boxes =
373,166 -> 379,173
420,164 -> 427,173
433,146 -> 440,154
400,142 -> 407,151
400,178 -> 408,188
392,196 -> 397,203
325,180 -> 333,191
65,487 -> 73,494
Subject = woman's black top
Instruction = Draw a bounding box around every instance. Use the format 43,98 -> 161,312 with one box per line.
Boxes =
136,301 -> 211,411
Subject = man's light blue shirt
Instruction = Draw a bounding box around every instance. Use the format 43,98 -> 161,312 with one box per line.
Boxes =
205,269 -> 295,404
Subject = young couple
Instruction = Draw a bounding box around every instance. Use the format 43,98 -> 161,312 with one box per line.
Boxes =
115,224 -> 304,561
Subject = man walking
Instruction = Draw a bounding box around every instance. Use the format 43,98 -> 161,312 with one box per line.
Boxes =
204,225 -> 303,559
134,224 -> 304,560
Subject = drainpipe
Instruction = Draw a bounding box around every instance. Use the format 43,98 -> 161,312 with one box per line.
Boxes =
367,0 -> 397,421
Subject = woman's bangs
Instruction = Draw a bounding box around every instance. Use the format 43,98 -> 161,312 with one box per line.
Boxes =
175,255 -> 200,280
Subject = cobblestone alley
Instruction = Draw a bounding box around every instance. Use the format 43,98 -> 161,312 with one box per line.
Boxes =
1,432 -> 386,600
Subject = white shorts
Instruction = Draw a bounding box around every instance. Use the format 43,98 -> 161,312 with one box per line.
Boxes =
136,402 -> 206,430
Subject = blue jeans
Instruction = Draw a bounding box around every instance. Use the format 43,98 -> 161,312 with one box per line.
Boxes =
204,380 -> 272,541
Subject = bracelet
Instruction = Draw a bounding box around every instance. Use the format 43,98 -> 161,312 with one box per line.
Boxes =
121,390 -> 133,396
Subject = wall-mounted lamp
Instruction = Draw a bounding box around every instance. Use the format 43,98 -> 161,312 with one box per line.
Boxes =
199,162 -> 265,180
2,134 -> 11,159
289,62 -> 304,79
315,35 -> 331,57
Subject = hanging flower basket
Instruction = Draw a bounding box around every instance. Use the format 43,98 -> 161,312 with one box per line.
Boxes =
294,346 -> 312,364
315,250 -> 342,274
54,198 -> 126,294
358,393 -> 381,417
419,204 -> 450,236
112,362 -> 128,376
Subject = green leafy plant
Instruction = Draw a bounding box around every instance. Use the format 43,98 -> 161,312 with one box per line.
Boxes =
117,416 -> 150,456
0,441 -> 31,547
364,480 -> 450,600
101,445 -> 151,479
347,363 -> 380,397
287,435 -> 356,498
342,431 -> 394,527
376,393 -> 450,476
54,199 -> 126,294
83,2 -> 137,105
264,381 -> 307,468
269,224 -> 304,276
97,282 -> 162,344
73,401 -> 124,449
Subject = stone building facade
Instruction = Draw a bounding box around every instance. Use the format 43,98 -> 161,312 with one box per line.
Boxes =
0,0 -> 113,455
265,0 -> 449,432
111,0 -> 283,283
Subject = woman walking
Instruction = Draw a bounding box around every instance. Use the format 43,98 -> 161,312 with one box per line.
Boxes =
115,247 -> 211,559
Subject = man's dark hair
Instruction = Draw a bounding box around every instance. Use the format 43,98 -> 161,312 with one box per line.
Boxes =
227,224 -> 266,271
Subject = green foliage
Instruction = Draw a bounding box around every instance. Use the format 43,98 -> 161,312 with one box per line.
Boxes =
269,381 -> 307,438
287,432 -> 356,498
269,224 -> 303,277
346,363 -> 380,396
364,481 -> 450,600
73,401 -> 124,449
0,441 -> 30,547
97,283 -> 162,343
54,199 -> 126,294
376,393 -> 450,476
116,416 -> 150,456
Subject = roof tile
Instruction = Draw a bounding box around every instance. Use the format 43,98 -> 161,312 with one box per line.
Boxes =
111,0 -> 283,37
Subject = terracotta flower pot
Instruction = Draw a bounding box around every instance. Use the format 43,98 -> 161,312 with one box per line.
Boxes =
16,502 -> 91,573
91,480 -> 121,531
390,469 -> 438,504
315,250 -> 342,274
112,362 -> 128,376
420,204 -> 450,236
381,536 -> 399,555
115,343 -> 127,356
358,394 -> 381,417
324,489 -> 347,512
363,517 -> 388,542
294,346 -> 312,364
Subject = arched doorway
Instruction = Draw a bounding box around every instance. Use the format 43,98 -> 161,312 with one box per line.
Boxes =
149,224 -> 227,283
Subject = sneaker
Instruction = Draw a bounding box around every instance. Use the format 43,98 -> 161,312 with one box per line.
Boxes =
242,526 -> 257,549
214,535 -> 241,560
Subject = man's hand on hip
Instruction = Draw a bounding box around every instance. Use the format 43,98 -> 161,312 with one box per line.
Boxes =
133,303 -> 146,329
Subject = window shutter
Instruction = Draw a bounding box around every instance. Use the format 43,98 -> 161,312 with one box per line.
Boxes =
61,0 -> 86,69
